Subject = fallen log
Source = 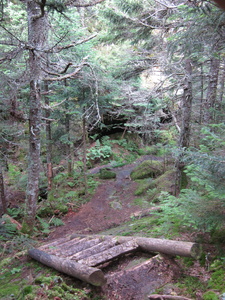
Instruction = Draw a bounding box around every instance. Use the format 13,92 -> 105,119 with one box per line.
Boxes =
28,248 -> 106,286
131,237 -> 201,259
70,234 -> 201,259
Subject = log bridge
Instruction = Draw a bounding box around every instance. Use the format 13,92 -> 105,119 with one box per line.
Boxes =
28,234 -> 201,286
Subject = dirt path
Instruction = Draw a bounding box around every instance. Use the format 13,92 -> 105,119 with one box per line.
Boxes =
49,156 -> 155,240
46,156 -> 179,300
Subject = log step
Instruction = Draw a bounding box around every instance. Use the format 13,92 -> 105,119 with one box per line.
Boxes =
38,236 -> 75,251
28,248 -> 106,286
68,237 -> 119,260
78,239 -> 140,267
51,238 -> 103,256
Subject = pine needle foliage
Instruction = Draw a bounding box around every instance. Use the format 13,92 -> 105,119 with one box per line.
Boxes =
101,0 -> 156,44
158,124 -> 225,233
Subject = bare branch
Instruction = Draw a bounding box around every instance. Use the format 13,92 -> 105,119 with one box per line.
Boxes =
43,63 -> 84,81
53,33 -> 97,52
41,116 -> 56,122
154,0 -> 177,9
41,98 -> 68,110
66,0 -> 105,8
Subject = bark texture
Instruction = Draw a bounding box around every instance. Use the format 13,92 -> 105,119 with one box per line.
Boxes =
175,59 -> 193,195
0,165 -> 6,216
203,46 -> 220,123
28,248 -> 106,286
23,1 -> 48,232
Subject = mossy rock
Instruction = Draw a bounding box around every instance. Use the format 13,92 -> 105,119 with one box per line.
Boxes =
130,160 -> 164,180
99,168 -> 116,179
134,179 -> 154,196
153,169 -> 176,194
132,166 -> 175,202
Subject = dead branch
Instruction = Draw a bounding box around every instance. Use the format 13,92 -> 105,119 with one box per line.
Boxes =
54,34 -> 97,52
66,0 -> 105,8
43,57 -> 88,81
41,98 -> 68,110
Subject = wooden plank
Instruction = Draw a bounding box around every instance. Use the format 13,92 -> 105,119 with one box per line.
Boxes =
38,236 -> 74,251
78,240 -> 139,267
29,248 -> 106,286
40,237 -> 84,255
68,237 -> 118,260
55,237 -> 104,257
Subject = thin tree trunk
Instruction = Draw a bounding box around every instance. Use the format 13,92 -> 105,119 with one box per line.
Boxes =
23,1 -> 48,233
64,80 -> 73,175
44,81 -> 53,190
0,165 -> 6,216
83,114 -> 88,195
175,59 -> 193,195
218,59 -> 225,120
203,46 -> 220,124
199,63 -> 204,125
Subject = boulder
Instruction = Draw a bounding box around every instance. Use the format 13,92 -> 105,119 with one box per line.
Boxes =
130,160 -> 164,180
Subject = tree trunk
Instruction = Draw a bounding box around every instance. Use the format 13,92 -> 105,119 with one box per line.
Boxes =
44,80 -> 53,190
82,113 -> 88,195
28,248 -> 106,286
203,46 -> 220,124
218,59 -> 225,120
175,59 -> 193,195
0,165 -> 6,216
64,80 -> 73,175
199,63 -> 204,125
23,1 -> 48,233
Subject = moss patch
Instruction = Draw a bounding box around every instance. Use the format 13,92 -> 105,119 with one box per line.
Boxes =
134,169 -> 175,202
99,168 -> 116,179
134,179 -> 154,196
203,291 -> 220,300
130,160 -> 164,180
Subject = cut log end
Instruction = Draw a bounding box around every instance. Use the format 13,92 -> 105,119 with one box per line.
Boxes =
89,269 -> 107,286
190,243 -> 202,259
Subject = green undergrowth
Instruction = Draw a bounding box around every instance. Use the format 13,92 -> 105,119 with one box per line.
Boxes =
0,257 -> 91,300
100,214 -> 166,238
38,172 -> 99,218
174,257 -> 225,299
130,159 -> 164,180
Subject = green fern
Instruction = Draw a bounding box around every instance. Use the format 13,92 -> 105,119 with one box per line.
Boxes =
36,216 -> 50,234
49,217 -> 64,227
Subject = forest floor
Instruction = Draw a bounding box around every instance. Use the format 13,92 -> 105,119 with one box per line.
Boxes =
3,155 -> 222,300
48,155 -> 157,240
41,156 -> 211,300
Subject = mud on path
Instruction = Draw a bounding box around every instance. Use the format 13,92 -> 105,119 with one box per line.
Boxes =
49,155 -> 156,240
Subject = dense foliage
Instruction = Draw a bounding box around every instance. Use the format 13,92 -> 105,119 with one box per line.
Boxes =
0,5 -> 225,297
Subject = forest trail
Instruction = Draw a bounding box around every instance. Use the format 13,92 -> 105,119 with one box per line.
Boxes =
48,155 -> 159,240
43,155 -> 181,300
